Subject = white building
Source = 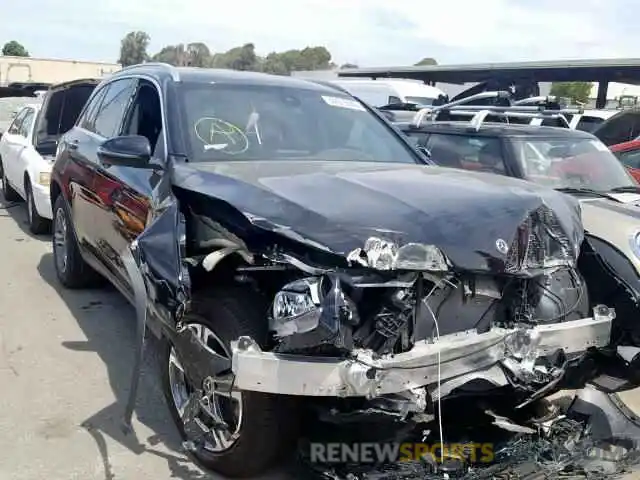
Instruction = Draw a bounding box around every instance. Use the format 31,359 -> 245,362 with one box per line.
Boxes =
0,55 -> 121,86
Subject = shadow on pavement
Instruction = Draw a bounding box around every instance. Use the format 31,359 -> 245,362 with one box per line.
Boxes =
37,252 -> 289,480
0,195 -> 51,242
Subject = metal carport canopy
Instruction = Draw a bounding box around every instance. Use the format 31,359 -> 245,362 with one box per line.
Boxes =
336,58 -> 640,85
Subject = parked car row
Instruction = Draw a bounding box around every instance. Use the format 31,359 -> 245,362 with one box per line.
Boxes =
2,65 -> 640,478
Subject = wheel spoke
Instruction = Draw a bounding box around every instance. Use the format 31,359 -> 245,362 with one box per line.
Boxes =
167,322 -> 242,453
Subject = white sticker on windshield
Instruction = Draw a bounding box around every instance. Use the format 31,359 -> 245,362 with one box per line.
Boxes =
322,95 -> 366,111
590,140 -> 609,152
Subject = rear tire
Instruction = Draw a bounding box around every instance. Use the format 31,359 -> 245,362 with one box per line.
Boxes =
160,287 -> 298,478
0,160 -> 20,202
25,180 -> 51,235
52,195 -> 100,288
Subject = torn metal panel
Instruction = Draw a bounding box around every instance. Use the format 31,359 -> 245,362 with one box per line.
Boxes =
171,160 -> 583,273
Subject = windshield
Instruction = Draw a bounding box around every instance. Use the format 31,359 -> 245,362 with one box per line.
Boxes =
178,82 -> 419,164
511,137 -> 636,191
404,96 -> 436,106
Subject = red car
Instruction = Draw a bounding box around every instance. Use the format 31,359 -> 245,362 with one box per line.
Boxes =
610,140 -> 640,183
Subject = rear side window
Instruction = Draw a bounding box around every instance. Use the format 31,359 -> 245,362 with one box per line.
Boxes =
18,108 -> 35,137
92,78 -> 137,138
78,87 -> 108,131
593,112 -> 638,146
575,116 -> 605,133
7,108 -> 27,134
425,133 -> 506,173
618,149 -> 640,169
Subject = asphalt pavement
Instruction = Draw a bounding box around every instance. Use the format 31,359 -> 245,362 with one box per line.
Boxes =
0,195 -> 287,480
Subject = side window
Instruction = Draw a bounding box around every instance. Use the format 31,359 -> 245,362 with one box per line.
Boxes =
388,95 -> 401,104
426,134 -> 506,173
619,150 -> 640,169
78,86 -> 108,131
575,116 -> 604,133
18,108 -> 35,137
121,82 -> 163,155
404,131 -> 430,149
93,78 -> 138,138
594,114 -> 637,146
7,109 -> 27,134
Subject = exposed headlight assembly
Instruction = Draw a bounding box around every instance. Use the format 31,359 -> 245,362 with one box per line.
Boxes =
270,275 -> 358,353
271,277 -> 325,337
347,236 -> 449,272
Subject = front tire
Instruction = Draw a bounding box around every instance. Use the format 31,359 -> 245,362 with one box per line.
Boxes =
0,160 -> 20,202
160,287 -> 297,478
25,181 -> 50,235
52,195 -> 99,288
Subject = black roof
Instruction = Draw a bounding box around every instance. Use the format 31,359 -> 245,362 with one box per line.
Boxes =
110,63 -> 339,93
338,58 -> 640,84
396,121 -> 597,139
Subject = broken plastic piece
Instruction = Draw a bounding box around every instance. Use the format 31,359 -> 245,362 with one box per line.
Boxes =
347,237 -> 449,272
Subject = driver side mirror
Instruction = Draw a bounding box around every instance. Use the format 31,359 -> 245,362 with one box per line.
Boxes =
97,135 -> 156,169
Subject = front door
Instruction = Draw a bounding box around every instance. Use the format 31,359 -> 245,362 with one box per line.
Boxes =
91,79 -> 164,292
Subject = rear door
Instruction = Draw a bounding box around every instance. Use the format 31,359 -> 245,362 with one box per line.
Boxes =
57,78 -> 137,277
9,106 -> 37,196
1,107 -> 32,192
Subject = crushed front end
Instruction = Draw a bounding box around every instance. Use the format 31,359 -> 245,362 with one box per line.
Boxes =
230,203 -> 614,408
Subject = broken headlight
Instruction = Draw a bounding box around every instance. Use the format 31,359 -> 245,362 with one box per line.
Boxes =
270,276 -> 358,354
347,237 -> 449,271
270,277 -> 325,337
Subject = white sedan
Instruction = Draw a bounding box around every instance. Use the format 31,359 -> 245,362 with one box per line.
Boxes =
0,79 -> 97,234
0,102 -> 53,234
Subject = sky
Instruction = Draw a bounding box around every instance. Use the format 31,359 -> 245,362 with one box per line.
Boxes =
2,0 -> 636,67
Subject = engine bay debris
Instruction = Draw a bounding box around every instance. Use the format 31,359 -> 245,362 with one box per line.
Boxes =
294,385 -> 640,480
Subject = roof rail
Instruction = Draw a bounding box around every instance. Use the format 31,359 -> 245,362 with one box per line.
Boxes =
118,62 -> 180,81
412,104 -> 584,128
412,91 -> 513,127
464,109 -> 572,131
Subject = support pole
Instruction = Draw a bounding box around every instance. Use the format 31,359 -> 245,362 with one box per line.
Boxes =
596,81 -> 609,109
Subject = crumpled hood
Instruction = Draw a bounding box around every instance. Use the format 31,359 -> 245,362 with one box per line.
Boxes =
173,161 -> 583,272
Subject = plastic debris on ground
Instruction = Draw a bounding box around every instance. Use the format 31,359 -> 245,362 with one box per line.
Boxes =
292,392 -> 640,480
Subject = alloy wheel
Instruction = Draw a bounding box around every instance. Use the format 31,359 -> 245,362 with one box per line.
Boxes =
53,207 -> 69,274
168,322 -> 243,452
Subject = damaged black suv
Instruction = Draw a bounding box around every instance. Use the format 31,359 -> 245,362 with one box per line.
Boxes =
49,64 -> 618,477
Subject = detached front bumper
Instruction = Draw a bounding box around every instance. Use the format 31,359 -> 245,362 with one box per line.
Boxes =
230,314 -> 613,397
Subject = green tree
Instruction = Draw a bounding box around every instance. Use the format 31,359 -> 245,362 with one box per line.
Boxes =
185,42 -> 212,67
262,52 -> 289,75
415,57 -> 437,66
211,43 -> 259,71
2,40 -> 29,57
550,82 -> 593,104
118,31 -> 150,66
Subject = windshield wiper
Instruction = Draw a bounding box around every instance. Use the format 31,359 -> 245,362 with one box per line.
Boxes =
609,185 -> 640,193
555,187 -> 623,202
